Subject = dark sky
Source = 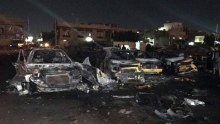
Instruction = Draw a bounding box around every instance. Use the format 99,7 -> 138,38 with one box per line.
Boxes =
0,0 -> 219,34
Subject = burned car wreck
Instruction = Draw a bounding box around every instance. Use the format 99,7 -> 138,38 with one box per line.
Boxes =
163,53 -> 198,75
136,58 -> 163,75
103,47 -> 145,83
10,48 -> 115,95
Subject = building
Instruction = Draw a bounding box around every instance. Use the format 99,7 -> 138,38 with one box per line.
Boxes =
158,22 -> 188,41
56,21 -> 138,47
154,30 -> 170,47
0,15 -> 26,46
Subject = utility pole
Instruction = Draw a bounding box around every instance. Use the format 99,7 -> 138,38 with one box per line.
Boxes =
27,16 -> 30,35
215,24 -> 218,41
54,19 -> 57,46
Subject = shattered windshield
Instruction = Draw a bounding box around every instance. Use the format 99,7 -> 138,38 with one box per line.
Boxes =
30,49 -> 71,63
142,63 -> 161,68
111,51 -> 135,60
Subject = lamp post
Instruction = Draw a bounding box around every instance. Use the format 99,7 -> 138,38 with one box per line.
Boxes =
85,33 -> 93,42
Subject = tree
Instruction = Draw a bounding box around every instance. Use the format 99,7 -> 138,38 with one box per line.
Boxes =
42,31 -> 55,45
204,34 -> 215,47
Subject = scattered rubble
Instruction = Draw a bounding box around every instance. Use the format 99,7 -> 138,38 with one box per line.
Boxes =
119,109 -> 133,114
155,107 -> 193,121
184,98 -> 205,106
192,89 -> 207,96
113,95 -> 134,99
135,83 -> 152,89
174,77 -> 196,82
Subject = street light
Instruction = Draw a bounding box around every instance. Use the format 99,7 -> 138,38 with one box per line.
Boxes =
85,33 -> 93,42
85,36 -> 93,42
188,42 -> 194,46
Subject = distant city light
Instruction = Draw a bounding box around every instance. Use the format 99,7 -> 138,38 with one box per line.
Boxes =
195,36 -> 205,43
85,36 -> 93,42
18,43 -> 24,48
25,36 -> 33,42
135,41 -> 140,50
40,43 -> 43,47
122,45 -> 130,50
188,42 -> 194,46
214,41 -> 220,45
40,42 -> 50,47
44,43 -> 50,47
37,38 -> 43,42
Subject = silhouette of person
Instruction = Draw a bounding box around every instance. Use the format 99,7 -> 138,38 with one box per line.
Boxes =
122,44 -> 126,50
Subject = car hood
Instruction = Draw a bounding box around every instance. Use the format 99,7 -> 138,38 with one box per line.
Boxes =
111,59 -> 139,66
25,63 -> 72,74
136,58 -> 161,64
165,57 -> 184,63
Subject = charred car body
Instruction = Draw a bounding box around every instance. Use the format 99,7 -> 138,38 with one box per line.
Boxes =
10,48 -> 114,95
103,47 -> 145,83
163,54 -> 198,75
136,58 -> 163,74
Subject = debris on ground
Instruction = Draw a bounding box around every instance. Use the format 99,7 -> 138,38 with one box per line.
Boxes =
174,77 -> 196,82
113,95 -> 135,99
154,108 -> 193,121
36,96 -> 42,99
135,92 -> 161,107
184,98 -> 205,106
135,83 -> 152,89
119,109 -> 133,114
192,89 -> 207,96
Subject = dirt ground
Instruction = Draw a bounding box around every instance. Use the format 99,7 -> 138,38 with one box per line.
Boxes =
0,55 -> 220,124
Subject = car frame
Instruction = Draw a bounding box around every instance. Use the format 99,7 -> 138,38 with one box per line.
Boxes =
10,48 -> 114,95
136,58 -> 163,74
103,47 -> 145,83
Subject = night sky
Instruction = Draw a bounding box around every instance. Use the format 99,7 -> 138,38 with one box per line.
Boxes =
0,0 -> 220,34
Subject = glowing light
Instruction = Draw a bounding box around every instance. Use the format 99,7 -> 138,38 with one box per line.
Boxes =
147,37 -> 155,46
85,36 -> 93,42
37,38 -> 43,42
44,43 -> 50,47
18,43 -> 24,48
194,36 -> 205,43
179,37 -> 182,40
25,36 -> 34,42
40,43 -> 50,47
135,41 -> 140,50
121,45 -> 130,50
158,27 -> 168,31
214,41 -> 220,45
188,42 -> 194,46
63,39 -> 67,42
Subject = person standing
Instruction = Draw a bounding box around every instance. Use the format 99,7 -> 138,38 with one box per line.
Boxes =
207,47 -> 214,72
122,44 -> 126,50
212,47 -> 220,75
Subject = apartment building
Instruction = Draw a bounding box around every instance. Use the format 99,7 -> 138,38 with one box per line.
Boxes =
0,15 -> 25,46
